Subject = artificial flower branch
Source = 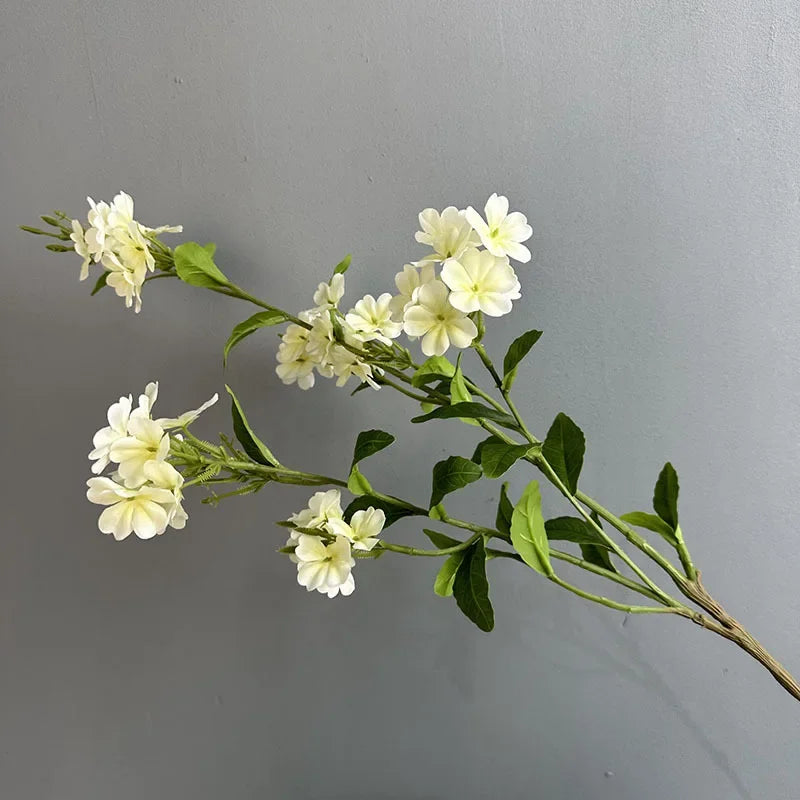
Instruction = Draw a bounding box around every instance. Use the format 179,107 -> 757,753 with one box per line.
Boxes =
22,191 -> 800,702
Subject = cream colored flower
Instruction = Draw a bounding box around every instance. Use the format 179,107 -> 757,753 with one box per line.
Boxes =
415,206 -> 479,263
441,248 -> 521,316
86,476 -> 176,541
464,193 -> 533,263
294,534 -> 356,597
402,280 -> 478,357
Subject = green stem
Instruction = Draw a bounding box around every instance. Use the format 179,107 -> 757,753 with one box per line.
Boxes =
379,531 -> 482,557
547,574 -> 679,615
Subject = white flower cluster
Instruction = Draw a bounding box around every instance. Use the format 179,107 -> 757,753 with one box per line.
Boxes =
275,194 -> 532,389
70,192 -> 182,312
284,489 -> 385,597
86,383 -> 217,541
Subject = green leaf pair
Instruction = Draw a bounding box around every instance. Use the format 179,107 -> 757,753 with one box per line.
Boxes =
347,429 -> 395,496
621,462 -> 681,546
225,385 -> 280,467
434,537 -> 494,632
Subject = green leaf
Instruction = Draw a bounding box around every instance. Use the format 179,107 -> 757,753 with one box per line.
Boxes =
580,543 -> 616,572
480,441 -> 532,479
510,480 -> 554,577
204,242 -> 217,258
435,552 -> 466,597
428,504 -> 446,521
411,356 -> 456,388
452,538 -> 494,631
620,511 -> 677,545
502,329 -> 543,390
90,271 -> 109,295
351,429 -> 395,467
344,495 -> 416,528
223,310 -> 287,366
412,402 -> 518,428
333,254 -> 352,275
653,462 -> 679,529
544,516 -> 610,548
496,482 -> 514,535
174,241 -> 229,288
45,243 -> 73,252
225,385 -> 279,466
542,412 -> 585,495
430,456 -> 483,508
450,358 -> 479,427
423,529 -> 461,549
347,465 -> 373,496
471,435 -> 496,464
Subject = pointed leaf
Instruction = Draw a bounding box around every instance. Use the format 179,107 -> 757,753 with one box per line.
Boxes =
452,538 -> 494,631
333,254 -> 352,275
434,553 -> 465,597
412,402 -> 518,428
620,511 -> 678,545
423,529 -> 461,549
450,358 -> 479,426
544,516 -> 610,548
411,355 -> 456,388
223,310 -> 287,366
496,482 -> 514,535
471,435 -> 497,464
225,385 -> 279,466
90,271 -> 109,295
510,480 -> 554,577
580,543 -> 616,572
653,462 -> 679,529
502,329 -> 543,390
430,456 -> 483,507
351,429 -> 395,467
347,465 -> 373,496
542,412 -> 585,495
174,241 -> 229,288
480,441 -> 532,478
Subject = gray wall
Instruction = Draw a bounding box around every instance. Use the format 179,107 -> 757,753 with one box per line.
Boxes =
2,1 -> 800,797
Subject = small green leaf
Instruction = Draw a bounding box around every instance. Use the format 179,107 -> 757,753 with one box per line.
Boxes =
333,254 -> 352,275
620,511 -> 678,545
412,402 -> 518,429
480,441 -> 532,479
471,436 -> 496,464
544,516 -> 610,548
411,356 -> 456,388
450,358 -> 479,427
90,271 -> 109,295
174,241 -> 229,288
496,482 -> 514,535
542,412 -> 585,495
225,385 -> 279,466
351,429 -> 395,467
428,504 -> 446,521
653,462 -> 679,530
45,243 -> 74,252
510,480 -> 553,577
430,456 -> 483,508
423,529 -> 461,549
435,552 -> 466,597
452,538 -> 494,631
223,310 -> 287,366
347,464 -> 373,496
502,329 -> 543,390
344,495 -> 416,528
580,543 -> 616,571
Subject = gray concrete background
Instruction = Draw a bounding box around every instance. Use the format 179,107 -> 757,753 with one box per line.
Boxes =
2,1 -> 800,797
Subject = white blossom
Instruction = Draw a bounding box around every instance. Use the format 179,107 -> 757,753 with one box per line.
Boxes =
288,489 -> 344,530
312,273 -> 345,310
415,206 -> 480,263
402,280 -> 478,357
109,416 -> 170,487
143,460 -> 188,530
464,193 -> 533,263
86,476 -> 176,541
294,534 -> 355,598
156,393 -> 218,429
441,248 -> 521,317
276,346 -> 317,390
345,293 -> 403,345
89,394 -> 134,474
70,220 -> 91,281
328,346 -> 379,389
326,506 -> 384,551
389,263 -> 436,317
